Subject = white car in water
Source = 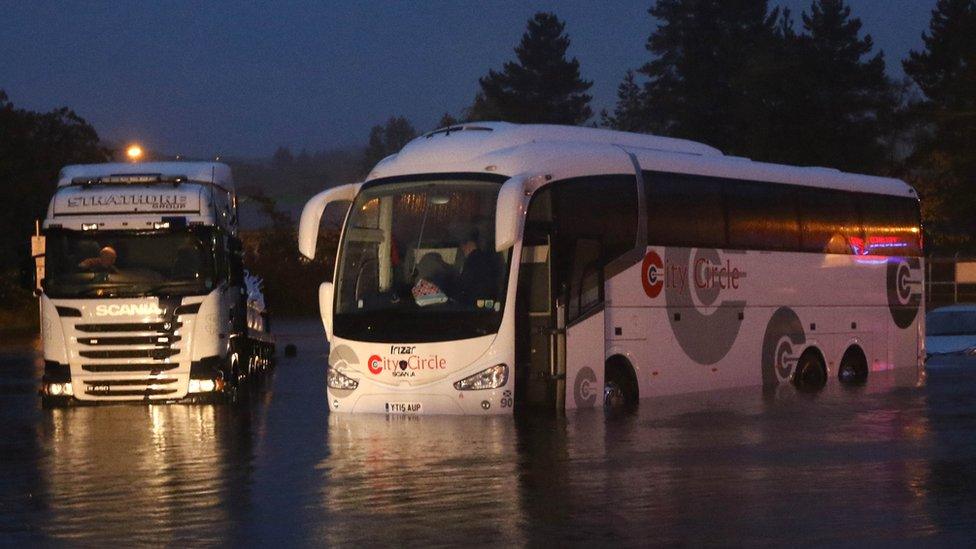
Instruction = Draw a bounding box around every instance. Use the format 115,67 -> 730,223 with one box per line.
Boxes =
926,304 -> 976,364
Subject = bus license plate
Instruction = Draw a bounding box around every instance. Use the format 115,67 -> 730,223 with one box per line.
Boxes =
386,402 -> 422,414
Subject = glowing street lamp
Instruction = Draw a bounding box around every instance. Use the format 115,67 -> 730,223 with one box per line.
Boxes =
126,144 -> 144,162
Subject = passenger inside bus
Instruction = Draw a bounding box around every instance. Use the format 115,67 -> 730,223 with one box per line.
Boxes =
412,252 -> 453,307
456,229 -> 498,307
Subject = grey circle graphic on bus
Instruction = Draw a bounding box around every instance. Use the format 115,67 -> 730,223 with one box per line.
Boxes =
328,344 -> 359,399
573,366 -> 598,408
760,307 -> 806,388
886,257 -> 922,329
665,247 -> 746,365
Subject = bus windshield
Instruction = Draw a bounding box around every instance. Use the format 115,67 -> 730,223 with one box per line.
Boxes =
333,178 -> 510,342
44,228 -> 219,298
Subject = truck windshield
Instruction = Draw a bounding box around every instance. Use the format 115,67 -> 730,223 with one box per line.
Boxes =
333,177 -> 510,342
44,228 -> 219,298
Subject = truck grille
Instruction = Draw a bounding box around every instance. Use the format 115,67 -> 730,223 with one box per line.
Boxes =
73,319 -> 186,398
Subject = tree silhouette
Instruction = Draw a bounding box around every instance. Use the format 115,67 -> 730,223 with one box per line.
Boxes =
467,12 -> 592,125
792,0 -> 896,172
630,0 -> 782,156
362,116 -> 417,175
903,0 -> 976,250
0,90 -> 108,268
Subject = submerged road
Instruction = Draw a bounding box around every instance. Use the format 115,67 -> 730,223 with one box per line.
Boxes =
2,319 -> 975,545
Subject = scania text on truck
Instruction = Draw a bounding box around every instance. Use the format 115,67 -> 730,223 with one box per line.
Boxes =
33,162 -> 274,405
299,123 -> 924,415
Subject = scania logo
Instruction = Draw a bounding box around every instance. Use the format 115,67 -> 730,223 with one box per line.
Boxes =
95,304 -> 165,317
368,355 -> 384,375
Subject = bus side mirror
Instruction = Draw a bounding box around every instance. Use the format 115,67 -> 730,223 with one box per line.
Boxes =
495,176 -> 527,252
319,282 -> 334,338
298,183 -> 360,260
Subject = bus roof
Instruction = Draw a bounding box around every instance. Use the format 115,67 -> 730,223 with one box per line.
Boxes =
367,122 -> 914,198
58,162 -> 234,191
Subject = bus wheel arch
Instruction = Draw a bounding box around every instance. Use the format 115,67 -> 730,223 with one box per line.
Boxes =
838,345 -> 868,385
793,346 -> 828,392
604,355 -> 639,410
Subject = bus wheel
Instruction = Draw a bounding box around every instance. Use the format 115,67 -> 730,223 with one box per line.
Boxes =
792,349 -> 827,392
838,346 -> 868,385
604,359 -> 638,411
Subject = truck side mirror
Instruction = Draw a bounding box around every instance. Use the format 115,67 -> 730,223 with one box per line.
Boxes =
495,176 -> 528,252
30,222 -> 45,296
298,183 -> 360,260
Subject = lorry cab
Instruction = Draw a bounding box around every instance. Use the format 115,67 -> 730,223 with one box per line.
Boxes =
34,162 -> 273,405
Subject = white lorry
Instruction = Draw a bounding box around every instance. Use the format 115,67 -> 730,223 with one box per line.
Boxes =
32,162 -> 274,405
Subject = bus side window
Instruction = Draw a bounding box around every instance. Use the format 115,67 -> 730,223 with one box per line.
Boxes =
645,173 -> 726,248
725,180 -> 800,251
797,188 -> 861,254
859,194 -> 922,257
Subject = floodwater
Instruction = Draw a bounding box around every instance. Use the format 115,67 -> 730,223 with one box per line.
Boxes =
2,320 -> 976,546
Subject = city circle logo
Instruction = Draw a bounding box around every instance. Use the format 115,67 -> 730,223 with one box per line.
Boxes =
886,257 -> 922,329
641,251 -> 664,298
760,307 -> 806,389
367,355 -> 384,375
573,366 -> 598,408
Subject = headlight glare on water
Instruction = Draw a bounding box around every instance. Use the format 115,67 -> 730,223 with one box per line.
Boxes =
453,364 -> 508,391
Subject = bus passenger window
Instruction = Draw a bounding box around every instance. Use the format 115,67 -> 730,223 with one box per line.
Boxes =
645,173 -> 726,248
798,189 -> 861,254
726,181 -> 800,251
858,194 -> 922,257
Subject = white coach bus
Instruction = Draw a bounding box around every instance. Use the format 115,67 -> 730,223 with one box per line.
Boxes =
299,123 -> 923,414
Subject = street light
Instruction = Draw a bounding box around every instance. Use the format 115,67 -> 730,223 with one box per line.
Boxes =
126,144 -> 144,162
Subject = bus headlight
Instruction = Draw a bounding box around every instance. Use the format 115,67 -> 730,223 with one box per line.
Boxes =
453,364 -> 508,391
327,367 -> 359,390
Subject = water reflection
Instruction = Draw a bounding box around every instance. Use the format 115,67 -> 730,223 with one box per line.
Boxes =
36,404 -> 256,545
2,321 -> 976,544
318,414 -> 523,545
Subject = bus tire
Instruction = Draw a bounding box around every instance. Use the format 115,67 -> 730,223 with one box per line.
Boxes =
793,349 -> 827,392
604,357 -> 638,411
838,346 -> 868,385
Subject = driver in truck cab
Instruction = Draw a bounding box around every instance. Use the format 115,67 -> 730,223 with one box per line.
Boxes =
77,245 -> 118,272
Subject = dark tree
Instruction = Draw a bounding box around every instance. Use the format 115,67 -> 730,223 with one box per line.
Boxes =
791,0 -> 896,171
600,71 -> 646,132
437,112 -> 460,128
271,146 -> 294,167
362,116 -> 417,174
633,0 -> 781,155
903,0 -> 976,250
0,90 -> 108,268
467,12 -> 592,125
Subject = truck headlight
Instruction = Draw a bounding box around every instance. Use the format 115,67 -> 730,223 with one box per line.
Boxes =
453,364 -> 508,391
327,367 -> 359,390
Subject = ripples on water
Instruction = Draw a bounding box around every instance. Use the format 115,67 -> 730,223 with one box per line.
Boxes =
2,320 -> 976,545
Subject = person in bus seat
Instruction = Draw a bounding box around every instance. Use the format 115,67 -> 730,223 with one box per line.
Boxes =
78,245 -> 118,272
457,229 -> 497,307
412,252 -> 453,307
